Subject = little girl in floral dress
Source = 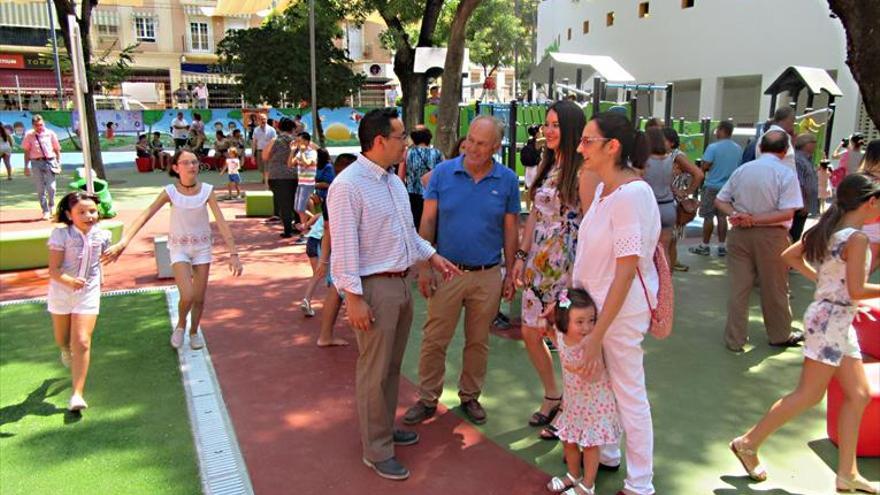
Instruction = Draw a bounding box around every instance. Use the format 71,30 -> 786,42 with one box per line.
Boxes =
545,288 -> 622,495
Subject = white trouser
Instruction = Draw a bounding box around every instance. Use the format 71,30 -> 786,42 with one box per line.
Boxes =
600,311 -> 654,495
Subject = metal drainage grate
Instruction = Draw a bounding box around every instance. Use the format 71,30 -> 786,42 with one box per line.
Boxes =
165,289 -> 254,495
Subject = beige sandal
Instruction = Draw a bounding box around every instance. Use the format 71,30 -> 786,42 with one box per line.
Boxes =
729,438 -> 767,482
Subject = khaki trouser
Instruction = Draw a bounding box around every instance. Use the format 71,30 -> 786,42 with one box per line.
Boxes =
417,266 -> 503,406
724,226 -> 793,349
355,275 -> 413,463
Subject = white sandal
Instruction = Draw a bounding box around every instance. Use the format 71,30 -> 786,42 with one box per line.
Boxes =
547,472 -> 580,493
562,482 -> 595,495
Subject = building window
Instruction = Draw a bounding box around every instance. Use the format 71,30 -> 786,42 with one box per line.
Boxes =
638,2 -> 650,18
345,24 -> 363,60
135,16 -> 155,42
582,20 -> 590,34
606,12 -> 615,26
567,28 -> 572,40
682,0 -> 695,8
189,22 -> 210,52
97,23 -> 118,36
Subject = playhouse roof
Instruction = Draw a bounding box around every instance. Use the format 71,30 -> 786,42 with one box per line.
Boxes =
764,66 -> 843,97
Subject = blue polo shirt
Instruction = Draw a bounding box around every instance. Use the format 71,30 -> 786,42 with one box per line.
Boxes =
424,155 -> 520,266
702,138 -> 743,190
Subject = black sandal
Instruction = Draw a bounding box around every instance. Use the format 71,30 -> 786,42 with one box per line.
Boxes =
529,396 -> 562,427
540,425 -> 559,441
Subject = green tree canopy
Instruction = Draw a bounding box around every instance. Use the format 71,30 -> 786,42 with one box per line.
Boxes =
217,1 -> 364,109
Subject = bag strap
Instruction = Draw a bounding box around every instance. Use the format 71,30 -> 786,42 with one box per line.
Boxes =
636,260 -> 656,315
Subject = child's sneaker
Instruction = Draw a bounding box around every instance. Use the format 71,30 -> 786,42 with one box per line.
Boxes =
189,332 -> 205,350
300,299 -> 315,317
689,244 -> 711,256
60,347 -> 71,368
170,327 -> 185,349
717,245 -> 727,257
68,394 -> 88,411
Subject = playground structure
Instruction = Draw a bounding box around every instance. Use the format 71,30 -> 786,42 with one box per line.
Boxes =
471,65 -> 842,174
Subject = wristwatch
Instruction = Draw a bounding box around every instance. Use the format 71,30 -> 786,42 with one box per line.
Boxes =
515,249 -> 528,261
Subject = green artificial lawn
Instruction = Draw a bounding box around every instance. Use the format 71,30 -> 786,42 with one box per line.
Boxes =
403,249 -> 880,495
0,292 -> 200,495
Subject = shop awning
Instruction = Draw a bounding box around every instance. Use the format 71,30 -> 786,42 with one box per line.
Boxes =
0,69 -> 73,94
0,1 -> 59,29
181,71 -> 238,85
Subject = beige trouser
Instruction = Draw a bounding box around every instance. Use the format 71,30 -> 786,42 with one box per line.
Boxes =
355,275 -> 413,462
417,266 -> 503,406
724,226 -> 793,349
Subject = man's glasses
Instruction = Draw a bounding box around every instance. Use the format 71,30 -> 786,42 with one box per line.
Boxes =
386,132 -> 408,141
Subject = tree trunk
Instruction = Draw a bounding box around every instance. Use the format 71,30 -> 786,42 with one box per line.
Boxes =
54,0 -> 107,179
435,0 -> 481,157
381,0 -> 443,132
829,0 -> 880,128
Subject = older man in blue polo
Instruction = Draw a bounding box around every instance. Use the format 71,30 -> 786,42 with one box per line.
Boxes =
404,115 -> 520,426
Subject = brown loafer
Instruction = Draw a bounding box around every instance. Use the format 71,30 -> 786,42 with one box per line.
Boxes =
461,399 -> 487,425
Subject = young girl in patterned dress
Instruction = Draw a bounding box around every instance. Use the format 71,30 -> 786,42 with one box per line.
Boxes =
730,173 -> 880,494
545,288 -> 621,495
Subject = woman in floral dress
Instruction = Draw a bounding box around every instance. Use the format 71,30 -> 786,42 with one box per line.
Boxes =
513,100 -> 600,429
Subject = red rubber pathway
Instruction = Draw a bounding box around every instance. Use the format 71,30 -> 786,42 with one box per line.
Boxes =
0,201 -> 549,494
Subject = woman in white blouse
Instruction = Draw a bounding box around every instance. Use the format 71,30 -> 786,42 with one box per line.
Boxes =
570,112 -> 661,495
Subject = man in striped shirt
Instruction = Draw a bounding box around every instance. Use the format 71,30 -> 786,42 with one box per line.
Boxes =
328,108 -> 460,481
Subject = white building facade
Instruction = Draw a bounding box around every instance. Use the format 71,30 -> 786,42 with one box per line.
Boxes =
536,0 -> 876,143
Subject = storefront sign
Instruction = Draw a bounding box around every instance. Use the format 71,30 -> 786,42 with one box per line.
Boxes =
0,53 -> 57,70
0,54 -> 25,69
180,63 -> 232,74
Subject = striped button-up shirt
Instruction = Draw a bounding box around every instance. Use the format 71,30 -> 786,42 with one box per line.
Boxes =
328,153 -> 435,295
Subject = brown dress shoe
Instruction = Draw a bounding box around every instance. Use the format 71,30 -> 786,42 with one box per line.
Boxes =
461,399 -> 487,424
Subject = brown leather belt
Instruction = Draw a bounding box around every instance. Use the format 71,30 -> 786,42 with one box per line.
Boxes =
364,269 -> 409,279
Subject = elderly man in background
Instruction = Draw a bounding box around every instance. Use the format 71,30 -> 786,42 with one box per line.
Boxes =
21,114 -> 61,220
790,133 -> 820,242
715,130 -> 804,352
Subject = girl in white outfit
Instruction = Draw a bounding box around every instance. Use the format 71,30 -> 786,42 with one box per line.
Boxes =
48,192 -> 113,411
731,173 -> 880,494
569,112 -> 661,495
104,150 -> 243,350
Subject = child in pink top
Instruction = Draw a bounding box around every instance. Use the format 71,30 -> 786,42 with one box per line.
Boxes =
220,147 -> 242,199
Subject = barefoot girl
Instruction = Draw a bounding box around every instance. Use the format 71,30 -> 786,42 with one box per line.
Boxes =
730,173 -> 880,494
48,192 -> 112,411
103,150 -> 243,350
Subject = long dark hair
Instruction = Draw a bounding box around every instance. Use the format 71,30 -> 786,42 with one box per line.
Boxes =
590,112 -> 649,169
803,173 -> 880,263
0,122 -> 10,143
530,100 -> 586,207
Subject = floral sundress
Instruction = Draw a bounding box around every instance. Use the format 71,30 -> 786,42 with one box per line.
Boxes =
802,228 -> 870,366
552,330 -> 622,448
522,164 -> 582,327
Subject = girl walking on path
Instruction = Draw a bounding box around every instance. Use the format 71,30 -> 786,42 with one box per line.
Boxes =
730,173 -> 880,494
570,112 -> 661,495
545,288 -> 621,495
103,150 -> 243,350
512,100 -> 600,431
49,192 -> 113,411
